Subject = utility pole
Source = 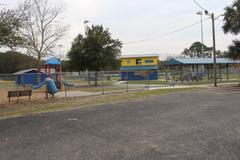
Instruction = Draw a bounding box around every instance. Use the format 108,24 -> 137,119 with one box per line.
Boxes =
205,10 -> 217,87
211,13 -> 217,87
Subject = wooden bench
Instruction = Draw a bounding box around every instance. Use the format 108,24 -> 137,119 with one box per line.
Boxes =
8,90 -> 32,102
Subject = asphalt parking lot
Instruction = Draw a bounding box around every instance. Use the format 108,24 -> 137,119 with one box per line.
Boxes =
0,87 -> 240,160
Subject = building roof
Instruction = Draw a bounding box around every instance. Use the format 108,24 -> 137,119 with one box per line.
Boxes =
14,69 -> 38,75
165,58 -> 240,66
120,54 -> 159,59
45,58 -> 61,65
14,68 -> 55,75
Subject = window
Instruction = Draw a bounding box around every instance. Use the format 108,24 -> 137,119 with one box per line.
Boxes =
136,59 -> 142,65
145,59 -> 153,64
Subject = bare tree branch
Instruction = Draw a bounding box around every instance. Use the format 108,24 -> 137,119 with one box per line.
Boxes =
19,0 -> 68,71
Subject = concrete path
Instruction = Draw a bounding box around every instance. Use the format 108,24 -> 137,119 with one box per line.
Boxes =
56,91 -> 101,98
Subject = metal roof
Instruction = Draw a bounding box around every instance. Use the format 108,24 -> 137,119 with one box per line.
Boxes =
14,69 -> 38,75
165,58 -> 240,66
120,54 -> 159,59
45,58 -> 61,65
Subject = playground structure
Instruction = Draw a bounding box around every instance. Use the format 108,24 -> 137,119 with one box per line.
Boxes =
9,58 -> 63,101
44,58 -> 63,90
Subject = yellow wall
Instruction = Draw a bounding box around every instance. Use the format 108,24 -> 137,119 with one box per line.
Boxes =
121,57 -> 159,67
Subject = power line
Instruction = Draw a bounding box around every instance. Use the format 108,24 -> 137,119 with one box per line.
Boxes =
124,17 -> 211,45
192,0 -> 206,12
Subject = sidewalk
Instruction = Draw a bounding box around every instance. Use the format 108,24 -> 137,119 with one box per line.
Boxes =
56,91 -> 101,98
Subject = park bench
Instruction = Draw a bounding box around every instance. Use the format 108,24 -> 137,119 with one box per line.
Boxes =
8,90 -> 32,102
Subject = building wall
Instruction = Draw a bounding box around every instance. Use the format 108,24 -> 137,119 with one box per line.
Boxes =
17,71 -> 47,85
121,57 -> 158,67
121,71 -> 158,80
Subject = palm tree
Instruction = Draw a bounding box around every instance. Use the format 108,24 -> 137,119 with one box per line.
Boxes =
223,0 -> 240,60
223,0 -> 240,35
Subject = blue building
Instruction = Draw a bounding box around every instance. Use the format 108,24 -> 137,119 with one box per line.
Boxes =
14,69 -> 47,86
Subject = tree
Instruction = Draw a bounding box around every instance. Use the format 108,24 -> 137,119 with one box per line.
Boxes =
223,0 -> 240,60
68,25 -> 122,85
0,51 -> 38,74
181,42 -> 212,58
19,0 -> 68,71
225,40 -> 240,60
0,9 -> 23,49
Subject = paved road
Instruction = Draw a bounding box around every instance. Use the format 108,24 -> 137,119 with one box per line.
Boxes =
1,87 -> 240,160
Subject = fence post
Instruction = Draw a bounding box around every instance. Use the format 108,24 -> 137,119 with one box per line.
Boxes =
238,63 -> 240,84
126,71 -> 129,92
165,68 -> 168,83
16,75 -> 19,103
64,72 -> 67,98
101,71 -> 104,95
147,71 -> 150,90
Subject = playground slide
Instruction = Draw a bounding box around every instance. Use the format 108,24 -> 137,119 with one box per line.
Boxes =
33,81 -> 46,90
33,79 -> 74,90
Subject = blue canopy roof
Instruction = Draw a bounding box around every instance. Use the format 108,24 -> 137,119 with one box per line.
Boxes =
45,58 -> 61,65
165,58 -> 240,66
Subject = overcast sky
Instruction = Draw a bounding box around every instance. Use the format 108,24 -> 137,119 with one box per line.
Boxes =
4,0 -> 237,59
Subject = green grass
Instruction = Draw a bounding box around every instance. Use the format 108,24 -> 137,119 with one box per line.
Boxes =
0,87 -> 202,120
0,81 -> 16,89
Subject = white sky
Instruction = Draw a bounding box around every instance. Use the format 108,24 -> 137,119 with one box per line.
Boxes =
3,0 -> 237,59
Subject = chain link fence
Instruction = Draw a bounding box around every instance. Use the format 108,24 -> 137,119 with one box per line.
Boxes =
0,67 -> 239,105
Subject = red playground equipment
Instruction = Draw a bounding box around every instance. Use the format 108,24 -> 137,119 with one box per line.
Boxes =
44,58 -> 62,89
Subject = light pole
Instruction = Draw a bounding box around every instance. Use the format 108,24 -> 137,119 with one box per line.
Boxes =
205,10 -> 217,87
84,20 -> 90,84
58,45 -> 63,61
197,11 -> 204,56
84,20 -> 89,36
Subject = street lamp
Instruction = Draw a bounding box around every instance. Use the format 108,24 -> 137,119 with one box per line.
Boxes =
196,11 -> 204,56
204,10 -> 217,87
58,45 -> 63,61
84,20 -> 89,35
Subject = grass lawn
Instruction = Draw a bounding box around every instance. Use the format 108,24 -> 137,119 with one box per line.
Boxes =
0,80 -> 16,89
0,87 -> 202,120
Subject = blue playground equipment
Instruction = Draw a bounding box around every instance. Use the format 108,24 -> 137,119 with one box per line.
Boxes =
33,78 -> 58,95
33,80 -> 46,90
46,78 -> 58,95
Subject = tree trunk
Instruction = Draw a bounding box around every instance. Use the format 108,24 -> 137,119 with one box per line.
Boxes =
37,54 -> 41,72
94,71 -> 98,86
36,54 -> 41,83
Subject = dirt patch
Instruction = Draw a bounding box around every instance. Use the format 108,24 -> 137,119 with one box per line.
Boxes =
0,89 -> 60,108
